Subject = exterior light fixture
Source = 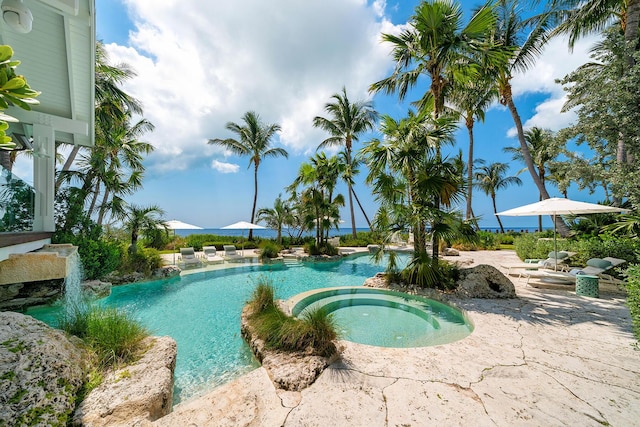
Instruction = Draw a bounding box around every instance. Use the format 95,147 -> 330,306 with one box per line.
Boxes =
2,0 -> 33,34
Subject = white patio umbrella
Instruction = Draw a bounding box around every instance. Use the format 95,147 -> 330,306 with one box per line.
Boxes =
221,221 -> 266,255
160,220 -> 203,264
497,198 -> 628,268
162,219 -> 204,230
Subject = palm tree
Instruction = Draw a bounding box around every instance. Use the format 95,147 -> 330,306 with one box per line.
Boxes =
208,111 -> 288,240
57,42 -> 143,189
504,127 -> 560,231
474,161 -> 523,233
257,195 -> 289,245
123,204 -> 165,255
370,1 -> 498,128
449,77 -> 497,221
492,0 -> 571,236
313,87 -> 377,238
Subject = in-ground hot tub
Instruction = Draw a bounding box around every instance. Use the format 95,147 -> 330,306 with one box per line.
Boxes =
290,287 -> 473,348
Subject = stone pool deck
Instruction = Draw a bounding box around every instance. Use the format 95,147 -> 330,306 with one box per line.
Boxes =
154,250 -> 639,426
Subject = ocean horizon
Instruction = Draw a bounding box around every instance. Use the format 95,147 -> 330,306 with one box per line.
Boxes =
174,226 -> 546,238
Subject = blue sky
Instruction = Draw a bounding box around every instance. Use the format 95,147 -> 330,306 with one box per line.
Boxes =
87,0 -> 602,230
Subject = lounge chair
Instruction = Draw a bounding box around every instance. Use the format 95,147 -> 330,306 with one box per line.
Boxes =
501,251 -> 576,276
223,245 -> 244,262
203,246 -> 224,264
523,257 -> 623,285
179,247 -> 202,268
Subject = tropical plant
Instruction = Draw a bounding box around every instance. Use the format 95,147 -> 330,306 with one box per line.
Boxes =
208,111 -> 288,240
474,161 -> 523,233
257,194 -> 289,245
121,204 -> 166,255
0,45 -> 40,172
313,87 -> 377,237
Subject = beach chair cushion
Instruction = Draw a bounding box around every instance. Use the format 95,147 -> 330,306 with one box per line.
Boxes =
548,251 -> 569,260
586,258 -> 613,270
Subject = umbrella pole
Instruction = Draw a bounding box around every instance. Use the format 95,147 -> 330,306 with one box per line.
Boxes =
553,213 -> 558,271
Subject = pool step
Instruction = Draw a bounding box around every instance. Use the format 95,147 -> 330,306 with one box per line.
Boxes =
283,257 -> 303,268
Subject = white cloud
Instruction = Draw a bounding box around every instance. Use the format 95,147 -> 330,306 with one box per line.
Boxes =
506,34 -> 599,135
211,159 -> 239,174
106,0 -> 399,173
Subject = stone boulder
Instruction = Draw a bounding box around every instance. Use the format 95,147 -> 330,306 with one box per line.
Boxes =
0,311 -> 85,426
152,266 -> 181,280
73,336 -> 177,426
455,264 -> 516,299
81,280 -> 112,299
0,279 -> 64,311
102,271 -> 146,285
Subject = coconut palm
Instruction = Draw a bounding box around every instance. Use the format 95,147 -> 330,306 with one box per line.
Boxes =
370,0 -> 498,127
449,77 -> 497,221
208,111 -> 288,240
474,161 -> 523,233
313,87 -> 377,238
57,42 -> 143,189
491,0 -> 571,236
122,204 -> 165,255
504,127 -> 561,230
257,195 -> 289,245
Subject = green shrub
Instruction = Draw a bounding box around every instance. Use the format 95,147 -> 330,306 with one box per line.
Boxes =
259,241 -> 281,261
401,253 -> 459,290
625,265 -> 640,340
513,233 -> 567,260
339,231 -> 380,247
247,280 -> 276,314
55,238 -> 121,280
120,247 -> 162,275
305,241 -> 339,256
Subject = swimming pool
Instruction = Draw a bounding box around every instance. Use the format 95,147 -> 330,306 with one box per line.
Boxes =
291,287 -> 473,347
25,253 -> 403,404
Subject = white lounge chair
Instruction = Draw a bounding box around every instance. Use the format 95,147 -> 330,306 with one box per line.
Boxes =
523,257 -> 623,285
502,251 -> 576,276
223,245 -> 244,262
203,246 -> 224,264
179,247 -> 202,268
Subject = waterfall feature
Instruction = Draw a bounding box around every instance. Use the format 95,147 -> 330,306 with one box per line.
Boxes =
63,250 -> 85,315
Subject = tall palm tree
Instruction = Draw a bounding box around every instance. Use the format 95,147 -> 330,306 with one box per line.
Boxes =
474,161 -> 523,233
370,1 -> 498,128
504,127 -> 560,230
449,77 -> 497,221
57,42 -> 143,189
492,0 -> 571,236
123,204 -> 165,255
313,87 -> 377,238
208,111 -> 288,240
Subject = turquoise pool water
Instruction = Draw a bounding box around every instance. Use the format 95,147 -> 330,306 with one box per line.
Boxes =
292,288 -> 473,347
25,253 -> 399,404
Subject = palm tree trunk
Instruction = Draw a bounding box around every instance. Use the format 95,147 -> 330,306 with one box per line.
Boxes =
97,188 -> 111,226
351,187 -> 371,227
504,87 -> 570,237
88,181 -> 101,217
344,148 -> 357,239
0,151 -> 11,172
56,145 -> 81,190
466,122 -> 474,220
493,195 -> 505,233
249,165 -> 259,240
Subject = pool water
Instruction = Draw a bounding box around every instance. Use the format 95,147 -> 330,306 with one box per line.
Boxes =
291,288 -> 473,347
25,253 -> 401,404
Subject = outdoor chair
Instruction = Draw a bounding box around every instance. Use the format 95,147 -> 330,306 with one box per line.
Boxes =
203,246 -> 224,264
179,247 -> 202,268
501,251 -> 576,276
223,245 -> 244,262
523,257 -> 623,286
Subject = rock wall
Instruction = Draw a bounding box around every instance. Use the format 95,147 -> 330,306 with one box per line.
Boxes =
73,336 -> 177,427
0,278 -> 64,311
0,311 -> 85,426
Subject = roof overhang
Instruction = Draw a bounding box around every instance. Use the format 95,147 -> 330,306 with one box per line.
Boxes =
0,0 -> 95,147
